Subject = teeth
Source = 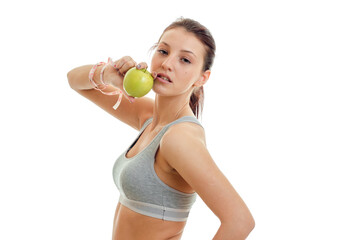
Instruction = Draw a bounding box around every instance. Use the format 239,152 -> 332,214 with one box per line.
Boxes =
160,76 -> 170,81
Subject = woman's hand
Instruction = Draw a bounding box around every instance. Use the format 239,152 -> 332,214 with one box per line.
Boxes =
104,56 -> 149,103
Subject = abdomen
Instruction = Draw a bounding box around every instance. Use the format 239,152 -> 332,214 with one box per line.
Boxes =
112,202 -> 187,240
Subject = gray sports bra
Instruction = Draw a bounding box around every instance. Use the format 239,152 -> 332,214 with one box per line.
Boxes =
112,116 -> 203,222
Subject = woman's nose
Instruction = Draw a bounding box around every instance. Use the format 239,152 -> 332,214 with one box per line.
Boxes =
161,56 -> 175,71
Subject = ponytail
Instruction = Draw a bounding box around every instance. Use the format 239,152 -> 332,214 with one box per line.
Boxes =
189,86 -> 204,119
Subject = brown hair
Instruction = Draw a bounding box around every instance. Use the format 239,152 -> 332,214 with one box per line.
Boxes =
156,17 -> 216,119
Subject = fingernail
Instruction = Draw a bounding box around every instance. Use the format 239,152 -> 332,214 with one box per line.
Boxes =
136,64 -> 141,69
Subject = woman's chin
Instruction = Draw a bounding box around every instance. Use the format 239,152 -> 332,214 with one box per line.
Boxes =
152,83 -> 172,96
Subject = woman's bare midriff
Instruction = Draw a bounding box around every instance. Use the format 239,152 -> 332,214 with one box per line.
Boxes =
112,202 -> 187,240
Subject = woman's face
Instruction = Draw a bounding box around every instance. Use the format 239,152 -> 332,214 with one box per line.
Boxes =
150,27 -> 210,97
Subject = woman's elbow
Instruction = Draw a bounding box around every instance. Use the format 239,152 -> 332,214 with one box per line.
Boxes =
248,217 -> 256,234
241,217 -> 255,237
67,70 -> 76,88
233,215 -> 255,239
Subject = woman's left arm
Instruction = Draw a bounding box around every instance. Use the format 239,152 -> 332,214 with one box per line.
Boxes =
161,124 -> 255,240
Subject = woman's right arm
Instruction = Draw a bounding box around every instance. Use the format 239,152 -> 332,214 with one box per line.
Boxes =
67,56 -> 154,131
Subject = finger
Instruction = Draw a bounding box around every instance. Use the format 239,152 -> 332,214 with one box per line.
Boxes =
122,91 -> 135,103
128,96 -> 135,103
119,60 -> 136,76
114,56 -> 134,70
113,56 -> 127,69
136,62 -> 148,70
151,71 -> 158,79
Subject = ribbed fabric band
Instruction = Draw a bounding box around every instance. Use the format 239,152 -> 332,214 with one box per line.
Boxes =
119,195 -> 191,222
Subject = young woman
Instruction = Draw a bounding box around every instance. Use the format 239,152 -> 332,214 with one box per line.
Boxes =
67,17 -> 255,240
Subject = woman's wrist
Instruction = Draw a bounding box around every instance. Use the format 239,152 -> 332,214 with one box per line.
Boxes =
90,58 -> 118,89
102,64 -> 115,86
88,57 -> 126,109
104,65 -> 123,89
89,62 -> 106,90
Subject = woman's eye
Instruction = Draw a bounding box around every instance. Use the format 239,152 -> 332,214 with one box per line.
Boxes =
158,49 -> 168,55
181,58 -> 191,64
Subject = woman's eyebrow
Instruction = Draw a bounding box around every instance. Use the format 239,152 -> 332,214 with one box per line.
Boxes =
160,41 -> 197,57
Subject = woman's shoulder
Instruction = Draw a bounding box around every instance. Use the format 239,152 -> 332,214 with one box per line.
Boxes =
159,118 -> 208,170
162,118 -> 206,147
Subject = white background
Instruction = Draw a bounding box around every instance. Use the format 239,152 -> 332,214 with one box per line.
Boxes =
1,0 -> 359,239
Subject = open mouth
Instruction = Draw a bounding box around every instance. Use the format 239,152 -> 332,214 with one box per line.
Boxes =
156,73 -> 172,83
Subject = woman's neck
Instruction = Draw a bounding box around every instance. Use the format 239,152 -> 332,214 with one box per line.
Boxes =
151,94 -> 194,128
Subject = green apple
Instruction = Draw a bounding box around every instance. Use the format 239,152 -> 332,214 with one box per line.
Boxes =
123,67 -> 154,97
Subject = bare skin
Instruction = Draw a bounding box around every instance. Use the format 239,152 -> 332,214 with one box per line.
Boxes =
68,26 -> 255,240
112,118 -> 198,240
112,202 -> 185,240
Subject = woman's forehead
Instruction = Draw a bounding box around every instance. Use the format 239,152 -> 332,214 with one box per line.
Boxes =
159,28 -> 205,56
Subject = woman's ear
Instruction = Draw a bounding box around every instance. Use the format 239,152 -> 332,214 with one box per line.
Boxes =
194,70 -> 211,87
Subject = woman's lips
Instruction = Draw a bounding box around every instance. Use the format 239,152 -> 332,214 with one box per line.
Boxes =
156,76 -> 172,84
157,72 -> 172,81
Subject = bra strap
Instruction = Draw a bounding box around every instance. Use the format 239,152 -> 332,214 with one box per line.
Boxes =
165,116 -> 203,130
139,117 -> 153,133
